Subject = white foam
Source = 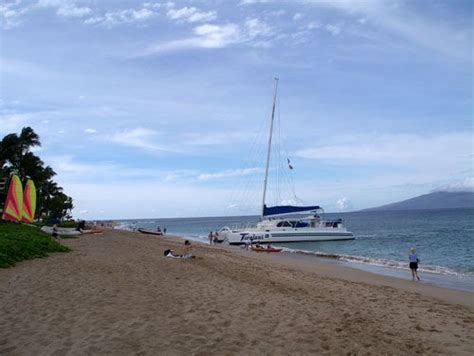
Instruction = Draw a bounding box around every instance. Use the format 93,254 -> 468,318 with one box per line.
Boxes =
279,247 -> 472,278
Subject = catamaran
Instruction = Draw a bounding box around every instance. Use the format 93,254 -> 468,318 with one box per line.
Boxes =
219,78 -> 354,245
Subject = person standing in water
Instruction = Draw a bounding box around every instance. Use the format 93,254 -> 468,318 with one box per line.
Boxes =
409,247 -> 421,281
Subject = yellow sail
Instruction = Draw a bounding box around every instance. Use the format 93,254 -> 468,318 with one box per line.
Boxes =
22,179 -> 36,223
2,175 -> 23,222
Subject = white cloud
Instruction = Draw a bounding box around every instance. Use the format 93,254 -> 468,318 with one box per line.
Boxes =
84,128 -> 96,134
37,0 -> 91,18
198,167 -> 262,181
110,127 -> 176,153
0,0 -> 29,29
267,9 -> 285,16
306,21 -> 320,30
143,16 -> 276,55
193,23 -> 241,47
84,7 -> 155,27
293,13 -> 303,21
295,132 -> 472,177
335,197 -> 353,211
167,6 -> 217,23
45,155 -> 103,175
144,2 -> 175,10
325,23 -> 342,36
432,178 -> 474,193
240,0 -> 471,61
244,17 -> 274,39
0,113 -> 28,133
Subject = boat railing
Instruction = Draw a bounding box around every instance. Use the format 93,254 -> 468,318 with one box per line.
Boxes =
231,222 -> 257,230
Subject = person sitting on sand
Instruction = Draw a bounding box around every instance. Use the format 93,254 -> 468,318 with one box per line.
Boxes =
409,247 -> 421,281
182,240 -> 194,259
164,249 -> 179,258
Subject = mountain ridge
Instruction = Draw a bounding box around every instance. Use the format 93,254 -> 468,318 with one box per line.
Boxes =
361,191 -> 474,212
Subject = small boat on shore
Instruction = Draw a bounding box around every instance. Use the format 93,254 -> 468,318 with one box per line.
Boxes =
137,228 -> 163,236
41,226 -> 103,236
251,246 -> 282,253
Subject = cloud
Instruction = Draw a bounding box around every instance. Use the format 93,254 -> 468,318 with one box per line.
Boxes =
37,0 -> 91,18
84,6 -> 155,27
110,127 -> 176,153
267,9 -> 285,16
167,6 -> 217,23
432,178 -> 474,193
295,132 -> 472,179
198,167 -> 262,181
0,113 -> 29,134
144,17 -> 275,54
306,21 -> 320,30
0,0 -> 29,29
335,197 -> 353,211
293,13 -> 303,21
45,155 -> 105,175
84,128 -> 96,134
325,23 -> 342,36
240,0 -> 471,61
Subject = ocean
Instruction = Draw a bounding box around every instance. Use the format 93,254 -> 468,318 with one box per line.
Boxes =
114,208 -> 474,292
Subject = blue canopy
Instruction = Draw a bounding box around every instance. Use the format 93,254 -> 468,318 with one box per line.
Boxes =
263,204 -> 321,217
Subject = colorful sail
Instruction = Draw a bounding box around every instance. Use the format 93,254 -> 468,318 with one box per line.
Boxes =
21,179 -> 36,223
2,175 -> 23,222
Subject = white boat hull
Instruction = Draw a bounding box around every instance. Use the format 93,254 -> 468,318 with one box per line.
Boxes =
221,227 -> 354,245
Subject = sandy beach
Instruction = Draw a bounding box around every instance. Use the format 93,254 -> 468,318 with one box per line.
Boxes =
1,229 -> 473,355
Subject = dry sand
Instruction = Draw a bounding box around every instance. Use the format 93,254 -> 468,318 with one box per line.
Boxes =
1,229 -> 473,355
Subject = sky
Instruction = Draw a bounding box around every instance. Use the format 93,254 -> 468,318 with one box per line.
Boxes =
0,0 -> 472,219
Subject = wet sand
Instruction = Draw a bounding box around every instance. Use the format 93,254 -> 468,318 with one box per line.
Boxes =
1,229 -> 473,355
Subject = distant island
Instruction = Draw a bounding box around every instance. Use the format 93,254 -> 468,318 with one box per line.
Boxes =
362,191 -> 474,211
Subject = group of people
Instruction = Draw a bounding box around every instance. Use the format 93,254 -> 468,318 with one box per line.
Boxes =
208,231 -> 220,245
157,226 -> 167,234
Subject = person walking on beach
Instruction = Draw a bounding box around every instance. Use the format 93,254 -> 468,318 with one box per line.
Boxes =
208,231 -> 213,245
409,247 -> 421,281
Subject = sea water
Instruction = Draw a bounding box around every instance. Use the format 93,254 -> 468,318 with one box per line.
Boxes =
115,208 -> 474,292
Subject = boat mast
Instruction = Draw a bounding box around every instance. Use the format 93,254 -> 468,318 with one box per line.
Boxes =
261,77 -> 279,219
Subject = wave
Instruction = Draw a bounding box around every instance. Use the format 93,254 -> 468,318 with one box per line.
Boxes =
279,247 -> 473,278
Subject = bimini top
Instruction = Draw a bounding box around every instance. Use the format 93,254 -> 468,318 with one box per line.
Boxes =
263,204 -> 321,217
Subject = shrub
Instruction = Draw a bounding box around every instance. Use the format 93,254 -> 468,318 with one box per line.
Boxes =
0,222 -> 70,268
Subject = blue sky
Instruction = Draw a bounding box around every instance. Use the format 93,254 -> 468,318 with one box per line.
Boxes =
1,0 -> 472,219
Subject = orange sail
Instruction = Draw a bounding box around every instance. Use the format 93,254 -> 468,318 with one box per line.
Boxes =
2,175 -> 23,222
21,179 -> 36,223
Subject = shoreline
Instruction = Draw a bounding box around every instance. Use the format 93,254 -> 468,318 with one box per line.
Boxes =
148,229 -> 474,295
1,229 -> 473,354
210,242 -> 474,309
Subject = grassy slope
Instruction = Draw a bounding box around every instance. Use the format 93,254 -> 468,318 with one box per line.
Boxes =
0,222 -> 70,268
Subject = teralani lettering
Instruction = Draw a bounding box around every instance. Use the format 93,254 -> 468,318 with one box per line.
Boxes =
240,233 -> 270,241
